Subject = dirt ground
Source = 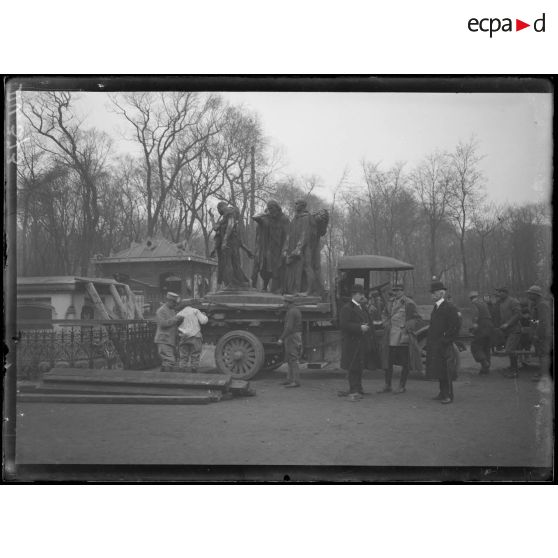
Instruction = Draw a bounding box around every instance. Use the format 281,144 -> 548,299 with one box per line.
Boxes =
14,350 -> 553,475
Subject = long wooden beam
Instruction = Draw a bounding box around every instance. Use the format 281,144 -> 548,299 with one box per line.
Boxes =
109,284 -> 129,319
123,284 -> 143,319
35,383 -> 222,399
17,393 -> 215,405
42,368 -> 231,389
84,282 -> 110,320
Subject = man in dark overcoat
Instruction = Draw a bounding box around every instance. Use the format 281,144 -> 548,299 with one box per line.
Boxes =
425,279 -> 461,404
339,284 -> 373,401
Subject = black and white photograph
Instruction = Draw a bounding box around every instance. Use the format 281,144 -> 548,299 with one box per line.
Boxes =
4,77 -> 554,481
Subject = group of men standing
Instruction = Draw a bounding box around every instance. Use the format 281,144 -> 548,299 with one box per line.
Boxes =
336,278 -> 551,404
337,278 -> 460,404
210,198 -> 328,296
469,285 -> 551,381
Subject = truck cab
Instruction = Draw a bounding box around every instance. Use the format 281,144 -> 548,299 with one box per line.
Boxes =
333,255 -> 416,323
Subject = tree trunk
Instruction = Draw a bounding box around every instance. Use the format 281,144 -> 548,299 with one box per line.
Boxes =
429,222 -> 437,279
249,145 -> 256,246
460,233 -> 468,290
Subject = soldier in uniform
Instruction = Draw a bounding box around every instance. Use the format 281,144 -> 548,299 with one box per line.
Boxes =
526,285 -> 552,382
377,281 -> 423,394
495,287 -> 522,378
468,290 -> 494,375
277,294 -> 303,388
154,292 -> 184,371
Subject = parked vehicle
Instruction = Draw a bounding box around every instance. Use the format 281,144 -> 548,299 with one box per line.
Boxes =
192,255 -> 427,379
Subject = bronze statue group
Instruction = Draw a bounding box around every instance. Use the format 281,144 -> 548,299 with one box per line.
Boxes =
210,198 -> 329,296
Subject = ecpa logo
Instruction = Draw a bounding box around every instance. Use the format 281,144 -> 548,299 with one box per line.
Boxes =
468,13 -> 546,37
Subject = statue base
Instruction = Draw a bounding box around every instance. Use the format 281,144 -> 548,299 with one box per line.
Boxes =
204,290 -> 322,307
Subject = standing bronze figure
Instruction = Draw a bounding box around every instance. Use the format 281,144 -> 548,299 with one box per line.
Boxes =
309,208 -> 329,296
251,200 -> 290,293
210,201 -> 251,290
282,199 -> 316,295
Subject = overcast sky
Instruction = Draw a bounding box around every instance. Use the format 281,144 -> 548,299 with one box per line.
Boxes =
79,91 -> 552,206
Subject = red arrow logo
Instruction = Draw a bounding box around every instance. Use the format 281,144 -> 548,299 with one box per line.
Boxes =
516,19 -> 530,31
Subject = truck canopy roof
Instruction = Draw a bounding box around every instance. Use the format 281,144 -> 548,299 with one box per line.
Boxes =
337,255 -> 414,271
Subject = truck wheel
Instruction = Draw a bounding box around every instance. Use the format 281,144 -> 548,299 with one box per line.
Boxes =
215,330 -> 265,379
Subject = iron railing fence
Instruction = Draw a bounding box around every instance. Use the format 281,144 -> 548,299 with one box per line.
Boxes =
15,319 -> 158,380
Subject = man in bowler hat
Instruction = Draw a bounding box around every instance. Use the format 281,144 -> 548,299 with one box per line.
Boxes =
425,279 -> 461,404
339,284 -> 373,401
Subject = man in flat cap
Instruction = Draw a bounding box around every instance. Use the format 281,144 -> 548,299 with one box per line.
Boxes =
377,281 -> 423,394
468,290 -> 494,375
154,292 -> 185,371
339,284 -> 372,401
277,294 -> 303,387
526,285 -> 552,382
425,279 -> 461,404
495,287 -> 522,378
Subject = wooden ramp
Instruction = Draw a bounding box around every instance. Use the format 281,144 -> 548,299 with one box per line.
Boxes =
19,367 -> 256,405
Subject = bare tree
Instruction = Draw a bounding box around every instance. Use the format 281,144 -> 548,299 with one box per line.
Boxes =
269,175 -> 326,218
411,151 -> 453,279
110,92 -> 222,237
324,169 -> 349,291
470,203 -> 505,291
176,141 -> 228,256
22,91 -> 112,274
361,161 -> 384,254
446,139 -> 485,290
211,105 -> 268,248
506,203 -> 550,291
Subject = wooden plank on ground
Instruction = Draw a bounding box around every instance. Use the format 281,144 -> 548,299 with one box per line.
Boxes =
45,367 -> 222,379
42,368 -> 231,389
17,393 -> 215,405
229,379 -> 256,396
36,382 -> 220,398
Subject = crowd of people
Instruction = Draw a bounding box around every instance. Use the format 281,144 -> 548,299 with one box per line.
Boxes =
477,285 -> 552,381
153,279 -> 552,405
334,279 -> 552,403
